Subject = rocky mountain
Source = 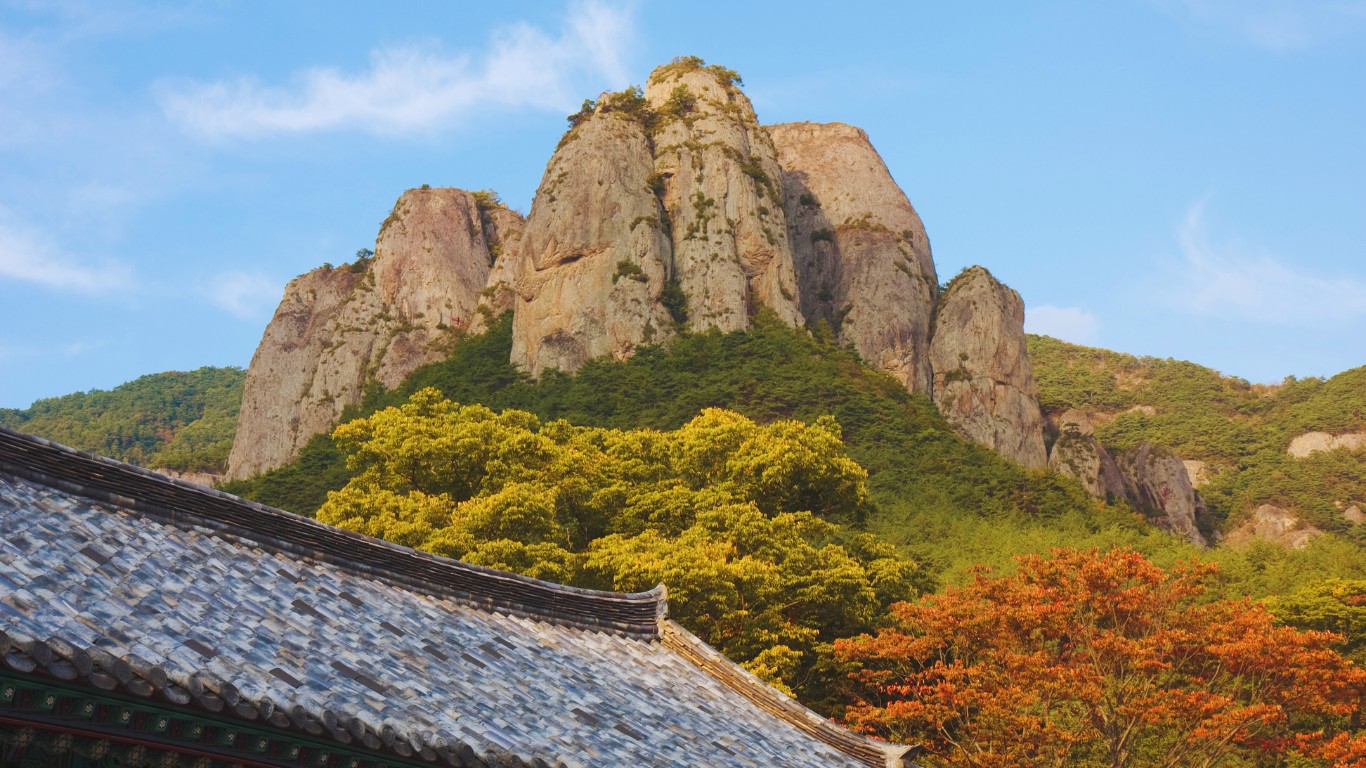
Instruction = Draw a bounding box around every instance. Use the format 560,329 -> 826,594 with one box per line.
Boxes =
225,57 -> 1047,480
226,188 -> 522,480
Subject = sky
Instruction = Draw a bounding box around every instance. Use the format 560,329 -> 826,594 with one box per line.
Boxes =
1,0 -> 1364,408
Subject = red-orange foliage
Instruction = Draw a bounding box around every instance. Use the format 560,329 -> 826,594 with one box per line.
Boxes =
836,548 -> 1366,768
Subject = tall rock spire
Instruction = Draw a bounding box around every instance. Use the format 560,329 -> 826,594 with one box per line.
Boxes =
509,102 -> 677,378
644,58 -> 801,331
928,266 -> 1048,469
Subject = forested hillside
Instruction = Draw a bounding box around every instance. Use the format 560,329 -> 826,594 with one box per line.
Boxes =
0,367 -> 245,473
224,316 -> 1366,592
1029,335 -> 1366,538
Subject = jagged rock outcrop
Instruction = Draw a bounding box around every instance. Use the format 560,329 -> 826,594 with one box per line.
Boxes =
1046,409 -> 1126,499
929,266 -> 1047,468
645,61 -> 801,332
1224,503 -> 1322,549
227,188 -> 522,480
510,109 -> 676,377
1116,443 -> 1208,547
1287,431 -> 1366,458
768,122 -> 937,394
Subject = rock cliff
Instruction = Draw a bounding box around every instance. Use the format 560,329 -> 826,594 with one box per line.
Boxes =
1044,410 -> 1211,546
1116,443 -> 1209,547
768,122 -> 937,394
928,266 -> 1048,468
510,108 -> 675,377
226,188 -> 521,480
1046,409 -> 1126,499
1287,431 -> 1366,458
645,61 -> 802,332
1224,503 -> 1322,549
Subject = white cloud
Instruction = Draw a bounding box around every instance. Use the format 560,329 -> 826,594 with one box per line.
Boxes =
206,271 -> 281,320
1025,305 -> 1100,346
1154,0 -> 1366,51
1170,200 -> 1366,325
0,212 -> 132,294
158,1 -> 635,140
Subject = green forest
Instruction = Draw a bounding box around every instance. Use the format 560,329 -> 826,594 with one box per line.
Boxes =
0,366 -> 244,472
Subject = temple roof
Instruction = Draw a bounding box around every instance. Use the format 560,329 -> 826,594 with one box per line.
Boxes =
0,428 -> 913,767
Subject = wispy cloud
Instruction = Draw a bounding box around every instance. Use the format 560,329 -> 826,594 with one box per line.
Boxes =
1154,0 -> 1366,51
1170,200 -> 1366,325
1025,305 -> 1100,345
0,212 -> 132,295
158,1 -> 635,140
206,271 -> 281,320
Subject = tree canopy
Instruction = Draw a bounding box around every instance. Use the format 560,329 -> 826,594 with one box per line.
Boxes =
837,548 -> 1366,768
315,387 -> 922,704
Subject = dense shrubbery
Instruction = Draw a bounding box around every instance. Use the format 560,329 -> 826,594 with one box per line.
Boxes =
0,367 -> 245,472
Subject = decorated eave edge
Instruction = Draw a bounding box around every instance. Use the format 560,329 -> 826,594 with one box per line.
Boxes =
0,427 -> 919,768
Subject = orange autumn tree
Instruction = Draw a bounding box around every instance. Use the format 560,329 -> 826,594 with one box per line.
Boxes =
837,548 -> 1366,768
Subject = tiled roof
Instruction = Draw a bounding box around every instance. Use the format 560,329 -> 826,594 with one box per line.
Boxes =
0,428 -> 913,767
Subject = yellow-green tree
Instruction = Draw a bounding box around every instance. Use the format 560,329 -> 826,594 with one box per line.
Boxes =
316,388 -> 920,703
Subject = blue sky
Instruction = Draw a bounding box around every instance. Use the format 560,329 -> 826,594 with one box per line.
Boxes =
2,0 -> 1364,408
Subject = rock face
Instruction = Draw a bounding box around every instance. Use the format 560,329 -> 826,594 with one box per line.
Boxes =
1045,412 -> 1212,546
1287,431 -> 1366,458
1224,504 -> 1322,549
1047,409 -> 1126,499
227,188 -> 522,480
929,266 -> 1047,468
768,122 -> 937,394
510,110 -> 675,377
645,62 -> 802,332
1116,443 -> 1209,547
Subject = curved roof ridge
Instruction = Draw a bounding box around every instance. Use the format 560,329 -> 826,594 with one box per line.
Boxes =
0,427 -> 665,637
657,620 -> 918,768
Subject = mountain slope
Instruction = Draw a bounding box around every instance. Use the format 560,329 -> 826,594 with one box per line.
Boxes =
0,366 -> 244,474
1029,335 -> 1366,539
